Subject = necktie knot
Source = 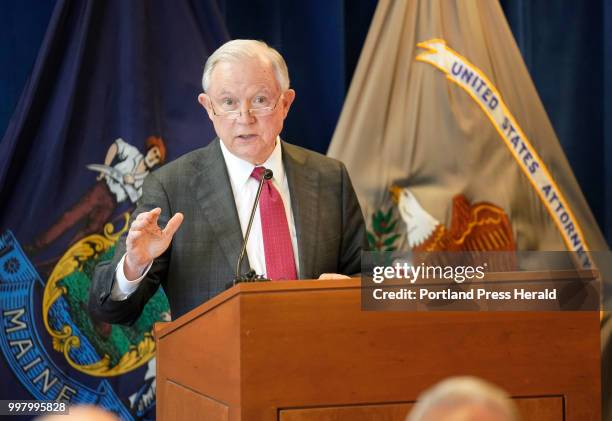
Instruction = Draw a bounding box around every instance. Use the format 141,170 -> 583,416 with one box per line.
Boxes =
250,166 -> 267,181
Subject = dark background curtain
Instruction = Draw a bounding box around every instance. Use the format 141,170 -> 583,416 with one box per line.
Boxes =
0,0 -> 609,247
499,0 -> 610,248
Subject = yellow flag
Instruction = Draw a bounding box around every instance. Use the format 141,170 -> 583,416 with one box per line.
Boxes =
328,0 -> 607,262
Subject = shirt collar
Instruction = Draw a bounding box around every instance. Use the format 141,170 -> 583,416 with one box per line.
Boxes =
219,136 -> 285,189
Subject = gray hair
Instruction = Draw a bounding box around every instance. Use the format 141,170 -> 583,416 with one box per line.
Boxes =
406,377 -> 520,421
202,39 -> 290,92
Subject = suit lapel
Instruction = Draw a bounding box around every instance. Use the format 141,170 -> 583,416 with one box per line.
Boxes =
190,139 -> 248,275
283,142 -> 319,279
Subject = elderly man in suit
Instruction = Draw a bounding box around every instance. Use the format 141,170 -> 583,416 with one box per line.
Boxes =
89,39 -> 366,324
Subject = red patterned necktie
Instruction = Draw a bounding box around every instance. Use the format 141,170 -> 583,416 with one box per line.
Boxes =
251,166 -> 297,280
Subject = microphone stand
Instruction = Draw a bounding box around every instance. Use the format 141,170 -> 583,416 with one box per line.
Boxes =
233,168 -> 273,286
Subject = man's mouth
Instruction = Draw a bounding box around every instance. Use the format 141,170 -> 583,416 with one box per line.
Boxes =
236,134 -> 257,141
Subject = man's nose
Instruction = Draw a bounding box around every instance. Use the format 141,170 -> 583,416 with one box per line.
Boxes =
236,103 -> 255,124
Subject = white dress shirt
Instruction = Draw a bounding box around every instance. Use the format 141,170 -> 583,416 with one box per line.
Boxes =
111,138 -> 299,300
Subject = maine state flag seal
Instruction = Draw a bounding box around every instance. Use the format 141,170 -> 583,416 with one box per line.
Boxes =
1,207 -> 169,420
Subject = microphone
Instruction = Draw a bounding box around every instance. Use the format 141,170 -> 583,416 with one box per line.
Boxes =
233,168 -> 273,285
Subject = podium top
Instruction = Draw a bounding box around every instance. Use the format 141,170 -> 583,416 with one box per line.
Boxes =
154,269 -> 597,339
154,277 -> 356,338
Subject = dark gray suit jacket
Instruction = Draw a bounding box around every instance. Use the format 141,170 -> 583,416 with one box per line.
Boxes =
89,139 -> 366,324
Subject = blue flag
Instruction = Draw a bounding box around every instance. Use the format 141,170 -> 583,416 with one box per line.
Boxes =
0,0 -> 228,419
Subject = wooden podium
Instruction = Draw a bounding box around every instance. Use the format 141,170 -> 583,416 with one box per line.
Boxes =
154,271 -> 600,420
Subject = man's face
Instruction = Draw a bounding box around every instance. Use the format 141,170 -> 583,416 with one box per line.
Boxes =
198,57 -> 295,164
145,146 -> 161,168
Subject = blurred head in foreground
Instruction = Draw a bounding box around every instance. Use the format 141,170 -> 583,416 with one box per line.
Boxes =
406,376 -> 520,421
35,405 -> 119,421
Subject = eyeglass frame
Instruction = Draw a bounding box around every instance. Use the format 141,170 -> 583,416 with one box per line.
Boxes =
208,92 -> 284,120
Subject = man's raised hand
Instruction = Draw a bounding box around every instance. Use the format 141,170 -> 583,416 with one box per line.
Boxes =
124,208 -> 184,280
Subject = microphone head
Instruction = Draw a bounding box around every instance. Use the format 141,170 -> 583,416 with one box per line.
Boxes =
263,169 -> 273,180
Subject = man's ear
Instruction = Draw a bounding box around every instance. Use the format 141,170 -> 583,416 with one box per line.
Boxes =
198,93 -> 214,120
281,89 -> 296,118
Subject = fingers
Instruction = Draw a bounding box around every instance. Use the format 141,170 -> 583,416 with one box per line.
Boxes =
127,208 -> 183,250
134,207 -> 161,220
130,219 -> 149,231
163,212 -> 184,238
131,208 -> 162,231
146,207 -> 162,225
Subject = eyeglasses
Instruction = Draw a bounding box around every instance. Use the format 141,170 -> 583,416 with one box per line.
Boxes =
209,93 -> 283,120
